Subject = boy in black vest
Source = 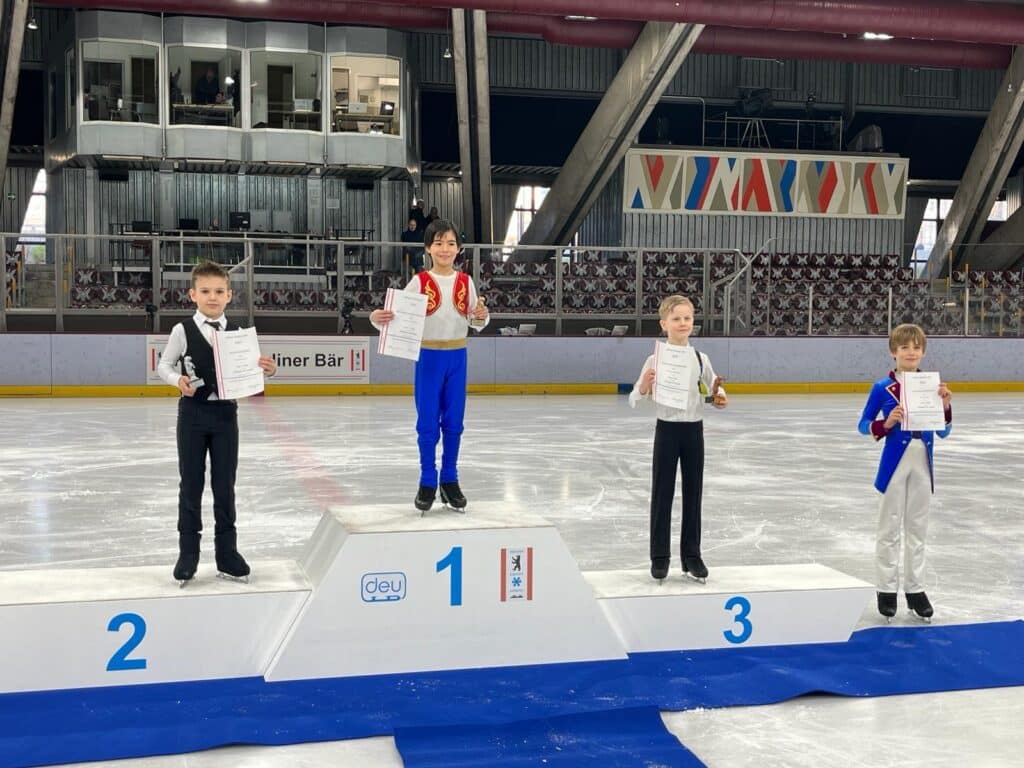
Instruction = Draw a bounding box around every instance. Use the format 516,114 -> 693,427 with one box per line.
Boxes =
157,262 -> 276,585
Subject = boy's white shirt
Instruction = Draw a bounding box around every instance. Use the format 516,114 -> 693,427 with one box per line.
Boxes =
629,342 -> 724,422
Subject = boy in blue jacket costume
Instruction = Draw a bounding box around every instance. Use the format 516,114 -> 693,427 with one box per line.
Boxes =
858,323 -> 952,621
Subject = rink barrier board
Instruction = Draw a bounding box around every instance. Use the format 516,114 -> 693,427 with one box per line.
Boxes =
2,381 -> 1024,397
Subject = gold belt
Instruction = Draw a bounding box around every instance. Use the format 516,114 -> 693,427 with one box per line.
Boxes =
421,338 -> 467,350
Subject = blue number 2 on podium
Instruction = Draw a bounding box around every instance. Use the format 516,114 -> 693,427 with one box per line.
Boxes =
723,596 -> 752,644
436,546 -> 463,606
106,613 -> 148,671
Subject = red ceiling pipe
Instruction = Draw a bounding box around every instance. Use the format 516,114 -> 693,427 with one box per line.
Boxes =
39,0 -> 1012,69
309,0 -> 1024,47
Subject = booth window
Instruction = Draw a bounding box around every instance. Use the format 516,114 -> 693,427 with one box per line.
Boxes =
250,51 -> 322,131
330,55 -> 400,136
167,46 -> 242,128
82,41 -> 159,124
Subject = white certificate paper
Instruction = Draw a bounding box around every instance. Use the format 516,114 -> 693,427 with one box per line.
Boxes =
378,288 -> 428,361
899,371 -> 946,431
652,341 -> 693,410
212,327 -> 265,400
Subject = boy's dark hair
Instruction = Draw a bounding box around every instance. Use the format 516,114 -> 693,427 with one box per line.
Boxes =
423,219 -> 463,249
190,261 -> 230,287
889,322 -> 927,353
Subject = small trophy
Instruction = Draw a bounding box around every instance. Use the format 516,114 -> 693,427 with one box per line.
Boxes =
470,296 -> 487,328
709,376 -> 726,406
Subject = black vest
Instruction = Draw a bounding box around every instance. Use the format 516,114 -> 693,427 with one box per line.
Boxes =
179,318 -> 240,401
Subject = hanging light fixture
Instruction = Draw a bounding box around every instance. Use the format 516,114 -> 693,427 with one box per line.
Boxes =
26,5 -> 39,30
442,11 -> 453,60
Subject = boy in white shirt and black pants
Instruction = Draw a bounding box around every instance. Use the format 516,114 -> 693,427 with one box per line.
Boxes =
157,262 -> 276,585
630,295 -> 727,582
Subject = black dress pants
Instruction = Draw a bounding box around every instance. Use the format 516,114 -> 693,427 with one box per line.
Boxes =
650,419 -> 704,561
177,397 -> 239,539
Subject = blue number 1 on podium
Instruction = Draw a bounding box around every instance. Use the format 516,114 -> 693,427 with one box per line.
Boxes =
723,596 -> 752,644
436,546 -> 463,606
106,612 -> 148,671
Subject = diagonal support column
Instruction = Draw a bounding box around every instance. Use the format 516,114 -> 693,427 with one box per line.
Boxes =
974,204 -> 1024,269
0,0 -> 30,187
452,9 -> 493,243
519,21 -> 704,247
926,45 -> 1024,278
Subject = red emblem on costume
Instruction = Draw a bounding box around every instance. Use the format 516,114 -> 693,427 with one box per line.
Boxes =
417,272 -> 441,315
453,272 -> 470,316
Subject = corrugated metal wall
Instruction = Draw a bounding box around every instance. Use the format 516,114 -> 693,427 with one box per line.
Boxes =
420,177 -> 464,223
99,172 -> 156,234
322,179 -> 379,237
577,169 -> 624,246
623,212 -> 903,255
410,31 -> 1001,114
1,167 -> 42,233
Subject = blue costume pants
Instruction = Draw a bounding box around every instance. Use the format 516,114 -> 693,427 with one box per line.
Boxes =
414,347 -> 467,487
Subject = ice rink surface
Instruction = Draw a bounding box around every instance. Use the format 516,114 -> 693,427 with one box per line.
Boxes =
1,392 -> 1021,767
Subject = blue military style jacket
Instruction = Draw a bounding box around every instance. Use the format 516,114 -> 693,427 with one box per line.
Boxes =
858,371 -> 953,494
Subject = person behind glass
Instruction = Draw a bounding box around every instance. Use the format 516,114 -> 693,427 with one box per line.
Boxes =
194,67 -> 222,105
630,295 -> 727,582
156,261 -> 277,585
858,323 -> 952,622
369,220 -> 489,512
400,217 -> 425,275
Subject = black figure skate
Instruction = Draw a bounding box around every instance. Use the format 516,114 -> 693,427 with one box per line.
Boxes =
415,485 -> 436,514
215,532 -> 251,583
906,592 -> 933,623
877,591 -> 898,623
439,481 -> 467,512
651,558 -> 670,581
682,555 -> 709,584
173,533 -> 200,588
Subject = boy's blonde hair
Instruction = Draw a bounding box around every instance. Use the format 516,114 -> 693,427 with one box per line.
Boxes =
889,322 -> 927,353
658,294 -> 694,319
190,261 -> 230,287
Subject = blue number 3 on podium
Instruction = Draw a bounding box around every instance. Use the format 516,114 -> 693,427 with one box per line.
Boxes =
723,596 -> 753,644
107,612 -> 148,671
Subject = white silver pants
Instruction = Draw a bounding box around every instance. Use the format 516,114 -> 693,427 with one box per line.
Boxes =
876,440 -> 931,593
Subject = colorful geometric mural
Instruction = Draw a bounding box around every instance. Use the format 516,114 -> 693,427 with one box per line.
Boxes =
624,149 -> 906,219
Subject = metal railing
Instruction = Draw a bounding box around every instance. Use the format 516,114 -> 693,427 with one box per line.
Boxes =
3,231 -> 1022,337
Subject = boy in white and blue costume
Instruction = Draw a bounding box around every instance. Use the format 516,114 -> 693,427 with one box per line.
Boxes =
371,220 -> 489,511
858,323 -> 952,621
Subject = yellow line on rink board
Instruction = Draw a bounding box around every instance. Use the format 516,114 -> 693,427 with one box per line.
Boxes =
1,381 -> 1022,397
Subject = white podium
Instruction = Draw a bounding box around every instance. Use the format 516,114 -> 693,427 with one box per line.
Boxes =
264,504 -> 628,681
0,561 -> 309,693
584,564 -> 873,653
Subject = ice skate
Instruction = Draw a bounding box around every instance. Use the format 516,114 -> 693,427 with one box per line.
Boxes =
439,481 -> 467,512
173,552 -> 199,588
682,555 -> 708,584
415,485 -> 436,514
173,533 -> 200,588
214,532 -> 250,583
650,557 -> 670,581
877,591 -> 897,622
215,551 -> 250,583
906,591 -> 933,622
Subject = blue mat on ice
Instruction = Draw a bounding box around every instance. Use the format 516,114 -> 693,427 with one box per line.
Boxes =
2,621 -> 1023,768
393,706 -> 703,768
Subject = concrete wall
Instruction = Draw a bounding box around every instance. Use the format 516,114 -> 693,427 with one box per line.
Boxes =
2,335 -> 1023,387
